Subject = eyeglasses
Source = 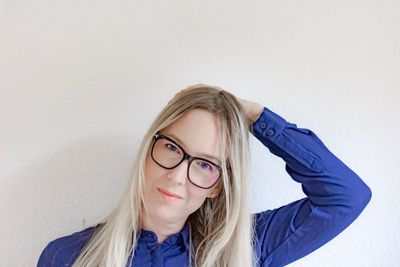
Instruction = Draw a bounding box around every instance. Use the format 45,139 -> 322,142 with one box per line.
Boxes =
150,132 -> 222,189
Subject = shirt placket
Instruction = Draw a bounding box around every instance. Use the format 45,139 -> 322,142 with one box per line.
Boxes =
149,243 -> 164,267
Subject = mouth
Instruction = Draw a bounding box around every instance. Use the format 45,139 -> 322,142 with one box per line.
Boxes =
157,188 -> 183,200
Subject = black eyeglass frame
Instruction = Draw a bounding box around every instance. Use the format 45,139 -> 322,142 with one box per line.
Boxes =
150,131 -> 222,189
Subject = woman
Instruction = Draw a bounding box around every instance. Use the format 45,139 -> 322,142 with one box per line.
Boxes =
37,84 -> 372,267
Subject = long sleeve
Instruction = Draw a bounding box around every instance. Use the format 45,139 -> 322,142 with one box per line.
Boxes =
37,227 -> 96,267
251,107 -> 372,267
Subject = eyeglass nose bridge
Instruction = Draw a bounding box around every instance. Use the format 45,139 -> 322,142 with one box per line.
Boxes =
175,150 -> 195,169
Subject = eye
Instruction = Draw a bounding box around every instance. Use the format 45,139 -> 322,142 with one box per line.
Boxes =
198,161 -> 213,171
165,143 -> 180,154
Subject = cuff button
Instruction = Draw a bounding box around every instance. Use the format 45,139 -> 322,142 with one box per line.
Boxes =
259,122 -> 267,129
267,129 -> 275,136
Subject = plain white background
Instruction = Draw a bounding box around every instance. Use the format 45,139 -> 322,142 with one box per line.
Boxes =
1,1 -> 399,266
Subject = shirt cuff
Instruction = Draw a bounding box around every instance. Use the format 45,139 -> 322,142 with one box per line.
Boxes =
251,106 -> 287,143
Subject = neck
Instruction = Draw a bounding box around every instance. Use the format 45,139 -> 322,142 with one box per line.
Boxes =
140,212 -> 187,243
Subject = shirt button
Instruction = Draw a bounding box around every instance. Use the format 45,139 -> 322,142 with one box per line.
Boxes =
170,237 -> 177,243
267,129 -> 275,136
147,233 -> 155,240
259,122 -> 267,129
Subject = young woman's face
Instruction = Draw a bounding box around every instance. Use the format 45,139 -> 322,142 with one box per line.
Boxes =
143,109 -> 223,225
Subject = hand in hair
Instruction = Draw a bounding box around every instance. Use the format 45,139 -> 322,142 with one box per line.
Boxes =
176,84 -> 264,124
235,97 -> 264,124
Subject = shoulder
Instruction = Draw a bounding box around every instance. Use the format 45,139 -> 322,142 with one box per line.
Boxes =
37,224 -> 100,266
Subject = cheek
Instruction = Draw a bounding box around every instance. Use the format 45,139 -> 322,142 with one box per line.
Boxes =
144,154 -> 163,182
184,187 -> 211,212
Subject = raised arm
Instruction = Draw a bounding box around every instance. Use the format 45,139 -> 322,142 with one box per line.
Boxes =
249,106 -> 372,267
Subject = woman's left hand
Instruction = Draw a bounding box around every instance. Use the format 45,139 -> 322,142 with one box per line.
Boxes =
175,85 -> 264,125
236,97 -> 264,125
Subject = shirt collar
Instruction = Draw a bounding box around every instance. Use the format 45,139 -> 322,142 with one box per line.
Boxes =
138,221 -> 191,250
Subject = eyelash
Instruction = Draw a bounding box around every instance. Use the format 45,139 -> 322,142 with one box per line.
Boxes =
198,161 -> 212,171
166,143 -> 180,153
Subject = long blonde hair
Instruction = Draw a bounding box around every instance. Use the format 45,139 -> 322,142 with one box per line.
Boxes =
72,84 -> 257,267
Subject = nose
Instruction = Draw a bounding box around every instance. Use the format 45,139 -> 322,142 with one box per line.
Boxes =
167,159 -> 189,185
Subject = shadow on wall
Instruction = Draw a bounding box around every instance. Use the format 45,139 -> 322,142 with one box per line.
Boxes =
0,134 -> 139,265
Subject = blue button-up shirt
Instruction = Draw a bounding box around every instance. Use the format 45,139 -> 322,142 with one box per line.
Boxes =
37,106 -> 372,267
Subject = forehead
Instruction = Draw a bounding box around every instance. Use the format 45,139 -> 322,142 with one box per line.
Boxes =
160,109 -> 221,164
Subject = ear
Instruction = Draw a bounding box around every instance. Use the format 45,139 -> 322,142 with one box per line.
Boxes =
208,184 -> 223,198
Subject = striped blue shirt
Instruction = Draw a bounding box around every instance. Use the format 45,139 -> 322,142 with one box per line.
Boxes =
37,106 -> 372,267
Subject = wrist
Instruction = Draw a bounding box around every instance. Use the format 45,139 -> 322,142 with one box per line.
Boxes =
251,104 -> 264,124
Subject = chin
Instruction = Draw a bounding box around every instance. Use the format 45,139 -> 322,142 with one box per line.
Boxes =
156,207 -> 186,222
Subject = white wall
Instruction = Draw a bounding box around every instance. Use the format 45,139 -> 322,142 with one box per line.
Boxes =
1,1 -> 398,266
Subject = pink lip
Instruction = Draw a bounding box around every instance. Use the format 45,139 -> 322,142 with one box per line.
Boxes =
157,188 -> 183,200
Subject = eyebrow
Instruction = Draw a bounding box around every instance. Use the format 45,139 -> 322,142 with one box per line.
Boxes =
164,132 -> 221,165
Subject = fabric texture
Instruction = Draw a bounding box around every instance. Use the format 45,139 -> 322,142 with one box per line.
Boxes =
37,106 -> 372,267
